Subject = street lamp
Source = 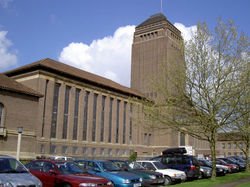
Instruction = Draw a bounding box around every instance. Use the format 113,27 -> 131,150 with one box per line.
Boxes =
16,127 -> 23,161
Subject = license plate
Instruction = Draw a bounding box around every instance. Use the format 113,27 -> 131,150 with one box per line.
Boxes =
133,183 -> 141,187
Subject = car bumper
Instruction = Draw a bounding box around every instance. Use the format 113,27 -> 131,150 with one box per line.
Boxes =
142,178 -> 165,186
114,183 -> 142,187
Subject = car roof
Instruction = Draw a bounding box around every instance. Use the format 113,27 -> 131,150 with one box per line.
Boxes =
136,160 -> 159,163
0,155 -> 15,159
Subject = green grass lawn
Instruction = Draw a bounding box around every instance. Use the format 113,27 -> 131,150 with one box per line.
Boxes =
172,172 -> 250,187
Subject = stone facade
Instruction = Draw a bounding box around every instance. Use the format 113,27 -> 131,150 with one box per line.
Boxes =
0,74 -> 41,159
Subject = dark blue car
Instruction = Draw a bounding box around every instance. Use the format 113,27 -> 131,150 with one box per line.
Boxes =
151,148 -> 200,179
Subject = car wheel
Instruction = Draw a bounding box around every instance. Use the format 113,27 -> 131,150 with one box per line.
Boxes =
164,176 -> 172,185
63,183 -> 71,187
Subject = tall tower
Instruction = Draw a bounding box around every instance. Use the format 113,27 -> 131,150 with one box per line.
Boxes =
131,13 -> 185,103
131,13 -> 186,148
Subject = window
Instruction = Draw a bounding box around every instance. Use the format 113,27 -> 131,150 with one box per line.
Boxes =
108,98 -> 113,143
83,147 -> 88,155
222,143 -> 225,149
50,145 -> 56,154
92,93 -> 98,142
42,80 -> 49,137
228,143 -> 231,149
0,103 -> 4,127
122,102 -> 127,144
129,104 -> 133,144
73,89 -> 80,140
100,96 -> 106,142
82,91 -> 90,141
116,100 -> 120,143
62,146 -> 68,154
73,146 -> 78,155
51,83 -> 60,138
40,144 -> 45,154
62,86 -> 71,139
180,132 -> 185,146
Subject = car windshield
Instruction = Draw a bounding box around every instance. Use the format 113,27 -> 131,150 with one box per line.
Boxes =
153,162 -> 168,169
99,161 -> 121,172
200,159 -> 212,166
111,161 -> 130,170
56,162 -> 84,174
0,157 -> 28,173
131,162 -> 145,169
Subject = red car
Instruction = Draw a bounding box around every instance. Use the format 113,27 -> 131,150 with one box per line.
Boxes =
25,159 -> 114,187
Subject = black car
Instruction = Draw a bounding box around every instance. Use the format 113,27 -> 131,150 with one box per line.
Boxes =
151,147 -> 200,180
198,159 -> 226,176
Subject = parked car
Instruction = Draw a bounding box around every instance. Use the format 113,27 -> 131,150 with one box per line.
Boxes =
135,160 -> 186,185
199,166 -> 212,178
219,157 -> 246,171
216,159 -> 239,173
151,147 -> 200,179
198,159 -> 227,176
75,159 -> 142,187
0,155 -> 42,187
25,159 -> 113,187
109,160 -> 165,186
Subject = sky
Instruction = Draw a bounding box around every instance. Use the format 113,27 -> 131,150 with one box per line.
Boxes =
0,0 -> 249,87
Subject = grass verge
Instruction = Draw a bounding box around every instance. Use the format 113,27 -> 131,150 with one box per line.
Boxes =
173,172 -> 250,187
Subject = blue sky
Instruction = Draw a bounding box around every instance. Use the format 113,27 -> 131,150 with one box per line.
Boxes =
0,0 -> 249,86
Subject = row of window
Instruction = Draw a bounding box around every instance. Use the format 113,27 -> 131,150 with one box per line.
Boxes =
41,144 -> 132,157
47,81 -> 133,144
221,142 -> 244,149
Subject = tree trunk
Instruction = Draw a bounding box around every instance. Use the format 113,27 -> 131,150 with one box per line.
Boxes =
210,131 -> 217,179
245,139 -> 250,172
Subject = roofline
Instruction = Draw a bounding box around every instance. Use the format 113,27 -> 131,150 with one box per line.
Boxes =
4,58 -> 146,100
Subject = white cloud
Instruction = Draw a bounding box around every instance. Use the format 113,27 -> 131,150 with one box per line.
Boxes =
59,23 -> 196,87
0,31 -> 17,70
59,25 -> 135,87
174,23 -> 197,41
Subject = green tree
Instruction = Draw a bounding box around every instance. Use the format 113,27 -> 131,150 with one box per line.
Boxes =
143,19 -> 249,179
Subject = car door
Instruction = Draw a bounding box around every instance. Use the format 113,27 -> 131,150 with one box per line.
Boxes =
28,161 -> 56,187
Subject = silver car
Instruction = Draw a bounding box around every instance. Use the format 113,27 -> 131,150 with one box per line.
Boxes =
0,155 -> 42,187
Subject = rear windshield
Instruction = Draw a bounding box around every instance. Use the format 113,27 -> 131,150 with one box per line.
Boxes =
162,155 -> 197,165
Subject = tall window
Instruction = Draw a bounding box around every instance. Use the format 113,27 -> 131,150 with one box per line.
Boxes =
180,132 -> 185,146
0,103 -> 4,127
122,102 -> 127,144
108,98 -> 113,143
62,86 -> 71,139
100,95 -> 106,142
92,93 -> 98,142
129,104 -> 133,144
115,100 -> 120,143
41,80 -> 48,137
82,91 -> 89,141
51,83 -> 60,138
73,89 -> 80,140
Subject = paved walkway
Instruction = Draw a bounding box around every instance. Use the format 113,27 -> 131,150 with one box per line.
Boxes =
214,176 -> 250,187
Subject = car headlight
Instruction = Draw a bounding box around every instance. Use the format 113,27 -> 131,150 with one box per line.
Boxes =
200,168 -> 204,172
149,175 -> 156,179
122,179 -> 130,184
79,183 -> 97,187
107,181 -> 113,186
139,178 -> 143,182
